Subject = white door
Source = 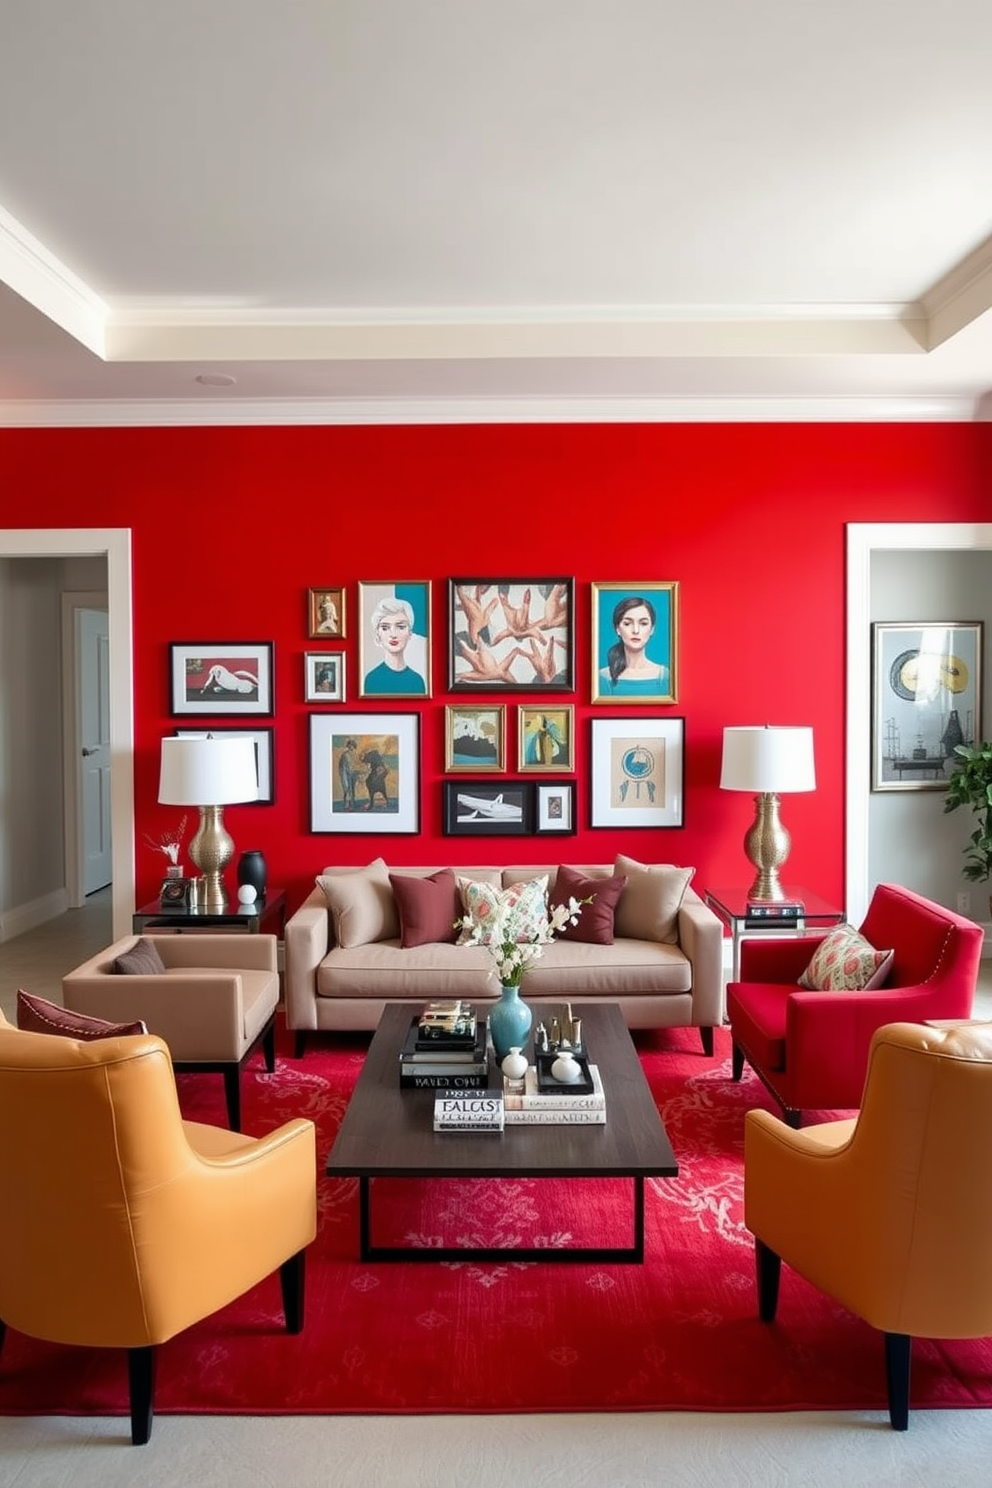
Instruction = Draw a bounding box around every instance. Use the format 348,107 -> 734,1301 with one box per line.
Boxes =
79,607 -> 112,893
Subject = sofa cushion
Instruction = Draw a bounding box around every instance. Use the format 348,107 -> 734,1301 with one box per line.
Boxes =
550,864 -> 627,945
797,924 -> 894,992
317,857 -> 400,948
17,989 -> 147,1039
612,855 -> 694,944
389,868 -> 460,948
456,875 -> 549,946
113,938 -> 167,976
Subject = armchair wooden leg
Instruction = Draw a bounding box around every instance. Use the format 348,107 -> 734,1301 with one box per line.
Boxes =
294,1030 -> 307,1059
755,1238 -> 781,1322
223,1066 -> 242,1132
0,1318 -> 6,1357
128,1345 -> 156,1445
884,1332 -> 912,1431
280,1249 -> 307,1334
731,1041 -> 745,1080
262,1018 -> 276,1073
783,1106 -> 802,1129
699,1026 -> 714,1057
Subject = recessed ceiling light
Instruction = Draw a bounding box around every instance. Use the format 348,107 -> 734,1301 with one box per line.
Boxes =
195,373 -> 237,387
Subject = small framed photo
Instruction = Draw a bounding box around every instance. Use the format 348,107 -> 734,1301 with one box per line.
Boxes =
308,587 -> 346,639
535,781 -> 576,835
448,579 -> 574,691
445,704 -> 506,772
175,727 -> 275,804
170,642 -> 274,716
443,780 -> 533,836
589,716 -> 685,827
309,713 -> 420,833
358,581 -> 432,698
304,651 -> 345,703
871,621 -> 983,790
591,582 -> 678,704
518,705 -> 574,771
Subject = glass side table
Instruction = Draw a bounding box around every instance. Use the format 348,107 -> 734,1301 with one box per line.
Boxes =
704,885 -> 846,983
132,888 -> 287,937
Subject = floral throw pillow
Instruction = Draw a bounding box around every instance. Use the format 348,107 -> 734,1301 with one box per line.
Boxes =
457,876 -> 549,946
797,924 -> 894,992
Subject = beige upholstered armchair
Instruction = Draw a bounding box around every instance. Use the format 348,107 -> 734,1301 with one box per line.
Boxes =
62,932 -> 280,1130
0,1012 -> 316,1444
744,1020 -> 992,1430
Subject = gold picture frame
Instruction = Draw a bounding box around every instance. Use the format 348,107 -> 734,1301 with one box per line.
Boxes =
518,705 -> 574,771
308,587 -> 346,639
444,704 -> 506,772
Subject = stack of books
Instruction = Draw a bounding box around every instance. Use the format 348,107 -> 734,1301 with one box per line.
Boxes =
502,1064 -> 606,1124
433,1087 -> 504,1133
398,1001 -> 489,1089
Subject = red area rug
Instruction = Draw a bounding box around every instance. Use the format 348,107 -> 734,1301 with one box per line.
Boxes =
3,1023 -> 992,1418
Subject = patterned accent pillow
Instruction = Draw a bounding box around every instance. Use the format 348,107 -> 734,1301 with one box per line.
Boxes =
457,875 -> 549,946
797,924 -> 894,992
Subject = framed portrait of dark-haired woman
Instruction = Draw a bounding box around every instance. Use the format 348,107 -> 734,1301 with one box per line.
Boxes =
591,582 -> 678,704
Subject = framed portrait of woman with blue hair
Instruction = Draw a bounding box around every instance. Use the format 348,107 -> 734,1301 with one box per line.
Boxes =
591,582 -> 678,704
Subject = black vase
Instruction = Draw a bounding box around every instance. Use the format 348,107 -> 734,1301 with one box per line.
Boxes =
237,850 -> 267,900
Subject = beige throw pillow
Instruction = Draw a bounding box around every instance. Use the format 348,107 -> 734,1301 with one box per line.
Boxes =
316,857 -> 400,948
612,854 -> 694,944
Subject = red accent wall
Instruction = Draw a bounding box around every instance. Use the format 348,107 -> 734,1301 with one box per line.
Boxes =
3,420 -> 990,913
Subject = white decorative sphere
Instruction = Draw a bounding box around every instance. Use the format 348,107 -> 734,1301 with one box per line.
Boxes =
237,883 -> 258,905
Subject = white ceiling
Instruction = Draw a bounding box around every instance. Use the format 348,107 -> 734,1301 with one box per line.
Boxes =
2,0 -> 992,425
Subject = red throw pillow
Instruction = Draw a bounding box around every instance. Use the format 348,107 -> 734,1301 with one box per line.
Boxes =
389,869 -> 461,948
550,865 -> 627,945
16,989 -> 147,1039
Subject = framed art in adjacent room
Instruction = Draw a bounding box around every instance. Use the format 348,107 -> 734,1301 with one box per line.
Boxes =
591,581 -> 678,704
871,621 -> 983,791
518,704 -> 574,771
308,586 -> 346,639
357,580 -> 432,698
442,780 -> 532,836
448,578 -> 574,691
309,712 -> 420,833
304,651 -> 345,703
175,727 -> 275,804
444,704 -> 506,772
535,780 -> 576,834
170,642 -> 274,716
589,716 -> 685,827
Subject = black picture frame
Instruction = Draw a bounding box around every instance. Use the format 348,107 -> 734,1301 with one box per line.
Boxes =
443,780 -> 533,836
448,579 -> 574,691
169,641 -> 274,717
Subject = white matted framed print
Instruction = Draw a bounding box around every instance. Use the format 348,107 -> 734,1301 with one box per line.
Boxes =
309,713 -> 420,833
589,717 -> 685,827
871,621 -> 983,791
304,651 -> 345,703
170,642 -> 274,717
358,581 -> 431,698
535,780 -> 576,834
175,727 -> 275,805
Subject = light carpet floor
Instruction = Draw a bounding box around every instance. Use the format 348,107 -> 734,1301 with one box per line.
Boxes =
1,889 -> 990,1485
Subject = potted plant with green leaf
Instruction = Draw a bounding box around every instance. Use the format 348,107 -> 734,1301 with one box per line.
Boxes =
943,742 -> 992,908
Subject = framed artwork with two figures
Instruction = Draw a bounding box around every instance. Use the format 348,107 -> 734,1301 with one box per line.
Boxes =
871,621 -> 983,791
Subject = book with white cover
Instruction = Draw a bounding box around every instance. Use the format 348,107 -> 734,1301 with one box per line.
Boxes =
433,1089 -> 504,1132
503,1064 -> 605,1111
503,1107 -> 606,1125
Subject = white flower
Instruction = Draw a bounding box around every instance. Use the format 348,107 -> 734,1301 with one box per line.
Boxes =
458,893 -> 588,988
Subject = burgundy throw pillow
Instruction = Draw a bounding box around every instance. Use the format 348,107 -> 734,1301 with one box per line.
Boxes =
389,869 -> 461,949
550,865 -> 627,945
16,989 -> 147,1040
113,938 -> 167,975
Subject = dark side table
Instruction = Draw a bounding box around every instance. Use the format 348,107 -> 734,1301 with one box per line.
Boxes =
132,889 -> 287,937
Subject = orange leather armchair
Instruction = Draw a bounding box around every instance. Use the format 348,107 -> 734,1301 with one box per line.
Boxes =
0,1011 -> 316,1444
744,1020 -> 992,1430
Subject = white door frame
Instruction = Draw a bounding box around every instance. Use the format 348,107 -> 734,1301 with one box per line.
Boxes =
846,522 -> 992,926
1,529 -> 133,940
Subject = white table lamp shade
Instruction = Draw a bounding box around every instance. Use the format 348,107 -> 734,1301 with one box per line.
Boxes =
158,735 -> 259,805
720,726 -> 815,794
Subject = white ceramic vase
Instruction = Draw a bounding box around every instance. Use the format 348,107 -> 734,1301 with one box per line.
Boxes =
550,1050 -> 582,1084
501,1046 -> 528,1081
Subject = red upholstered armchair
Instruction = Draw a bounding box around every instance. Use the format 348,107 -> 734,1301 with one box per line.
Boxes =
726,883 -> 983,1127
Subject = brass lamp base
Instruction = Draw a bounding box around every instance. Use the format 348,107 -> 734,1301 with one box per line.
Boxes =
188,805 -> 234,911
744,792 -> 792,902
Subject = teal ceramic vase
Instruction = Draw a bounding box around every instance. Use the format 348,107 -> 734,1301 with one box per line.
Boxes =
489,983 -> 532,1060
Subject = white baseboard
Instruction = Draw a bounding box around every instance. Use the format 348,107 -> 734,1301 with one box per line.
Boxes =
0,888 -> 69,943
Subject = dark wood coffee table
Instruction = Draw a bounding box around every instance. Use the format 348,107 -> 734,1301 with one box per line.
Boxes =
325,1001 -> 678,1264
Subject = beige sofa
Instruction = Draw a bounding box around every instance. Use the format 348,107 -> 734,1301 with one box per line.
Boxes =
284,859 -> 723,1057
